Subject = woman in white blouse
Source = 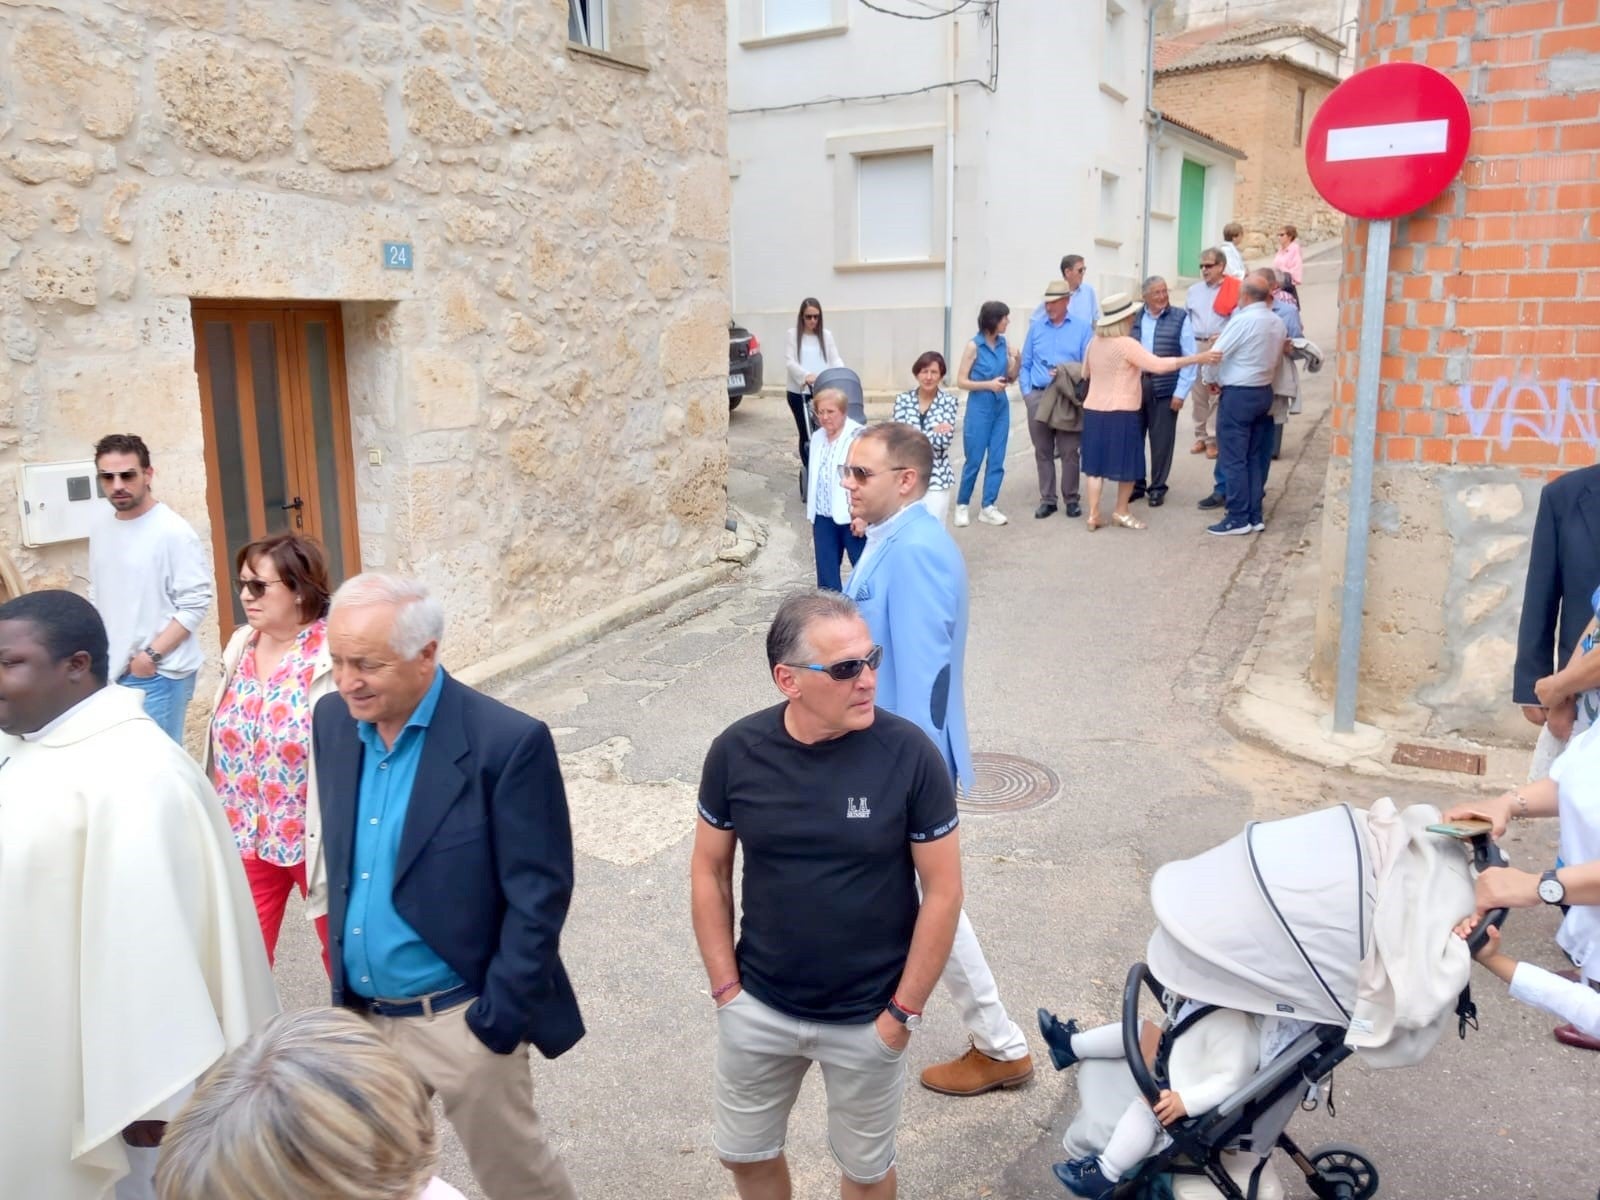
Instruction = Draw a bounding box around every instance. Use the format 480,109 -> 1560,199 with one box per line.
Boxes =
784,296 -> 844,472
805,386 -> 865,591
892,350 -> 960,521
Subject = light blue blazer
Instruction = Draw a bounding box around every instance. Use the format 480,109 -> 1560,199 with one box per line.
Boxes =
844,503 -> 973,787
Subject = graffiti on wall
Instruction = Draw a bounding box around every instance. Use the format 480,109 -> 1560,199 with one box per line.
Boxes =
1459,377 -> 1600,449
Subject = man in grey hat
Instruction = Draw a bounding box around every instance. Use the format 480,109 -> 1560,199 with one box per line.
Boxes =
1019,281 -> 1093,519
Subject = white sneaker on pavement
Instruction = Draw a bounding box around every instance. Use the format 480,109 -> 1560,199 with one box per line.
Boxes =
954,504 -> 970,527
979,505 -> 1008,525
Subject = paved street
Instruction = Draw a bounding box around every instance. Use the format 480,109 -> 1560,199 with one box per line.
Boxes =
273,256 -> 1592,1199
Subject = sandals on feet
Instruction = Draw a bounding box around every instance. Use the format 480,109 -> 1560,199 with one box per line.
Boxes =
1112,512 -> 1147,530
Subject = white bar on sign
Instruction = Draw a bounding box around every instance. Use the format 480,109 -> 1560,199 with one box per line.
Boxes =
1325,118 -> 1450,162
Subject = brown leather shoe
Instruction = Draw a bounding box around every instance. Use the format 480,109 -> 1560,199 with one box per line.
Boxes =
919,1043 -> 1034,1096
1189,439 -> 1207,454
1205,444 -> 1220,459
1554,1023 -> 1600,1050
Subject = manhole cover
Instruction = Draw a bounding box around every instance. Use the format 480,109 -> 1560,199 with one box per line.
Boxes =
958,752 -> 1059,813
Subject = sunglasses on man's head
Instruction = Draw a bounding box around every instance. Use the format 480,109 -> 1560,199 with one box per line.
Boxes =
788,644 -> 883,681
236,577 -> 282,599
97,469 -> 141,483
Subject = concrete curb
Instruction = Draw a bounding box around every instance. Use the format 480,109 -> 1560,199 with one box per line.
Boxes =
455,506 -> 766,694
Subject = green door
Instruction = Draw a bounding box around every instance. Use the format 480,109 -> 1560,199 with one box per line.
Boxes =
1178,159 -> 1207,274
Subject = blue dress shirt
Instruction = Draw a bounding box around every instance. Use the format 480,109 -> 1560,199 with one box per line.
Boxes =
1020,312 -> 1093,392
1139,308 -> 1198,400
1069,284 -> 1099,325
343,666 -> 465,1000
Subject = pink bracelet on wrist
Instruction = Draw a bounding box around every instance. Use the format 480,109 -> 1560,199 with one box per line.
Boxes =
711,979 -> 741,1002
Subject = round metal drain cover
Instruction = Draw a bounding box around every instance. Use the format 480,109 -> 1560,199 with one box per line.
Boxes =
958,752 -> 1059,813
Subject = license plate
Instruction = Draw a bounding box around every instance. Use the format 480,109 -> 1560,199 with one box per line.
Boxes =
728,373 -> 746,388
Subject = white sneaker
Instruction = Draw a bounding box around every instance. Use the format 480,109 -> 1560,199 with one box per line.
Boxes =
954,504 -> 970,527
978,505 -> 1008,525
1252,522 -> 1266,532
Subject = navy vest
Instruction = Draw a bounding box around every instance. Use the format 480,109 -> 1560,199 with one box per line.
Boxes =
1139,306 -> 1189,402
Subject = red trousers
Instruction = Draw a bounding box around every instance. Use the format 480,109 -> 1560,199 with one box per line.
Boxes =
242,854 -> 330,976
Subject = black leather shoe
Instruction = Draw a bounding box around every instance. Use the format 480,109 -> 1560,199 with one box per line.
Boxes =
1130,487 -> 1147,502
1034,502 -> 1058,519
1037,1009 -> 1081,1071
1198,492 -> 1225,510
1147,493 -> 1166,508
1064,502 -> 1082,518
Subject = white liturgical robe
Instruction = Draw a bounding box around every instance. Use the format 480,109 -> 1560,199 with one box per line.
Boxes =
0,684 -> 279,1199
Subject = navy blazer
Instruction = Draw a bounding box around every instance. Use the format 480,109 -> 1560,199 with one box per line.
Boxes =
1514,464 -> 1600,706
313,674 -> 584,1058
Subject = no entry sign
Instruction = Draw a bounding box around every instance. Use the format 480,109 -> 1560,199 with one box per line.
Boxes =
1305,62 -> 1471,220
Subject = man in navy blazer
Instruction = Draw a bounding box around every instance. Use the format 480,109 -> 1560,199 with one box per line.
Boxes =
314,573 -> 581,1200
841,423 -> 1035,1098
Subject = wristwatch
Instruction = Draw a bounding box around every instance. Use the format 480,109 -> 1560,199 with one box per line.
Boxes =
143,646 -> 164,666
1538,868 -> 1566,906
886,997 -> 923,1033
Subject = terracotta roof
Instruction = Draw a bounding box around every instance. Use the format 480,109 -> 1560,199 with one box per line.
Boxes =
1156,112 -> 1247,160
1155,17 -> 1345,80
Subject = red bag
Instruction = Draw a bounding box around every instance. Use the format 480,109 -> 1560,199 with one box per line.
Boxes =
1213,274 -> 1241,317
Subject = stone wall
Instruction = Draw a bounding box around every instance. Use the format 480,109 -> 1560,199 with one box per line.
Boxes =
1310,0 -> 1600,743
1154,59 -> 1341,256
0,0 -> 731,682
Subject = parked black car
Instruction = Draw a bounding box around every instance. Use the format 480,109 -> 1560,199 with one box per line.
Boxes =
728,323 -> 763,410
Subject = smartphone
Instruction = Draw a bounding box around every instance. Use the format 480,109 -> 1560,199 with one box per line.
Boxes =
1426,819 -> 1494,839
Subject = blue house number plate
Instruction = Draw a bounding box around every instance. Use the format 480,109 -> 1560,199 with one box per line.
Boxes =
383,241 -> 413,270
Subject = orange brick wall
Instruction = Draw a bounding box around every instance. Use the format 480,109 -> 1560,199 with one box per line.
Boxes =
1331,0 -> 1600,479
1154,59 -> 1342,255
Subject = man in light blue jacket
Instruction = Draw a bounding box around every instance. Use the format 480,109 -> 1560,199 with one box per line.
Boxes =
841,423 -> 1035,1097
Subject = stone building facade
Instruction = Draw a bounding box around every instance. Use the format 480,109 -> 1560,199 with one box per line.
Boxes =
0,0 -> 731,686
1155,24 -> 1344,257
1310,0 -> 1600,742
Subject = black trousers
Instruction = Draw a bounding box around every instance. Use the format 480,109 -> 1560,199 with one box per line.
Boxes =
1135,377 -> 1180,496
786,391 -> 811,469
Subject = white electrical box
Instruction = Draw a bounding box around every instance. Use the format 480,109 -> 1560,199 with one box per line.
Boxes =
18,460 -> 109,546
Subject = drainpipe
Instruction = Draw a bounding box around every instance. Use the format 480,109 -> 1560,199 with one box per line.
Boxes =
942,15 -> 957,368
1138,0 -> 1158,284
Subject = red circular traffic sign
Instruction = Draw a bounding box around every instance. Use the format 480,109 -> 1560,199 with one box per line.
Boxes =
1305,62 -> 1471,220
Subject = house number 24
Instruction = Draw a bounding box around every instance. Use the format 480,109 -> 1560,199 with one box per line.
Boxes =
383,241 -> 414,270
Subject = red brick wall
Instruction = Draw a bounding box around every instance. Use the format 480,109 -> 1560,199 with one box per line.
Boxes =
1331,0 -> 1600,477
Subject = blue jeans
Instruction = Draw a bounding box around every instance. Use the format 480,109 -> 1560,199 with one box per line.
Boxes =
120,670 -> 198,744
1217,385 -> 1275,525
813,515 -> 866,592
957,390 -> 1010,507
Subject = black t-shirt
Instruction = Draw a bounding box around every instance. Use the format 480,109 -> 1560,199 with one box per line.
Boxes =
698,702 -> 959,1024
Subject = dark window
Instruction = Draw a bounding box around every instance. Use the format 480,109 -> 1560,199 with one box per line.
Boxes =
1294,87 -> 1307,147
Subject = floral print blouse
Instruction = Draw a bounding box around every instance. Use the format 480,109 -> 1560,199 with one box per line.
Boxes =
212,619 -> 326,867
892,388 -> 960,491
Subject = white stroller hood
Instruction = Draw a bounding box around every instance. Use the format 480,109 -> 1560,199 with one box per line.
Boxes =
1146,804 -> 1375,1027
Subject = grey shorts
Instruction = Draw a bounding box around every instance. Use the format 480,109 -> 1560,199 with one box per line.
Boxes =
713,989 -> 907,1185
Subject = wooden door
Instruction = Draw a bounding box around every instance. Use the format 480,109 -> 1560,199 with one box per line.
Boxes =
193,302 -> 360,638
1178,159 -> 1207,275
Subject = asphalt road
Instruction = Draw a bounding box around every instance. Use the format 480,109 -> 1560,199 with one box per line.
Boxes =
272,256 -> 1595,1198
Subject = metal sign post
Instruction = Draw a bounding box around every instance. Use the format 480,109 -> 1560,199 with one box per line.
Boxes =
1332,218 -> 1391,733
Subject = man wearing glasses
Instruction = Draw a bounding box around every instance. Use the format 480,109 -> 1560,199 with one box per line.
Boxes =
87,432 -> 214,744
692,589 -> 963,1200
838,424 -> 1036,1099
1185,250 -> 1232,465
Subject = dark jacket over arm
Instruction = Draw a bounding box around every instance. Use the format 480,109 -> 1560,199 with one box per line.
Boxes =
1513,466 -> 1600,706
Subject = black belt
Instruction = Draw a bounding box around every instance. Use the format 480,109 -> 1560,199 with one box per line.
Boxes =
350,982 -> 476,1019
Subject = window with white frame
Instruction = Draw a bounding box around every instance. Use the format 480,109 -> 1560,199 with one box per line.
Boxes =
569,0 -> 606,49
1097,169 -> 1122,246
763,0 -> 832,36
858,151 -> 935,263
1101,0 -> 1129,97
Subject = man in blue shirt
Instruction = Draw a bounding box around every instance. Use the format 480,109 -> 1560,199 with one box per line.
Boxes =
1021,281 -> 1094,518
316,573 -> 582,1200
1029,253 -> 1100,326
1130,275 -> 1196,507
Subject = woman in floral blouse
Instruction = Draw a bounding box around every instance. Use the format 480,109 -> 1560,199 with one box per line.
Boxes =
892,350 -> 960,522
205,533 -> 336,972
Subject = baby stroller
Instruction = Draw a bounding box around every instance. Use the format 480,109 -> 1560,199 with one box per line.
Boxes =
1058,802 -> 1492,1200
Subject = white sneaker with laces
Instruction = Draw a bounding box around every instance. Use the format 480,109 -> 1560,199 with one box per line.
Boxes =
979,505 -> 1008,526
954,504 -> 970,527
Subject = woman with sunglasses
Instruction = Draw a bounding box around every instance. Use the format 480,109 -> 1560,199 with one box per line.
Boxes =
205,532 -> 336,973
784,297 -> 845,471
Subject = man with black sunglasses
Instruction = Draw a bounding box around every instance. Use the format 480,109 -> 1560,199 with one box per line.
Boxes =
87,433 -> 213,745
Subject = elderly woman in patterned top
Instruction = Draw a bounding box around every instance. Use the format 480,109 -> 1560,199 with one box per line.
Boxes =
204,532 -> 338,973
893,350 -> 961,521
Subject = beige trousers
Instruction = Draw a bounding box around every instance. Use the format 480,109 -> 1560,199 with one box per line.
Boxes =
363,1001 -> 577,1200
1191,336 -> 1220,443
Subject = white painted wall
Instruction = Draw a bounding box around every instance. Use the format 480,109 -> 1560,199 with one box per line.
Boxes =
729,0 -> 1153,392
1146,125 -> 1238,289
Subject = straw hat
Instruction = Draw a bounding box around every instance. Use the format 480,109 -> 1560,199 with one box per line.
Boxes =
1096,292 -> 1139,327
1043,279 -> 1073,299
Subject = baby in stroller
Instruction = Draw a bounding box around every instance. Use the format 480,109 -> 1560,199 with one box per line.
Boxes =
1037,1003 -> 1309,1198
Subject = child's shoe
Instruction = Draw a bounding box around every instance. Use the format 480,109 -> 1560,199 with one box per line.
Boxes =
1036,1008 -> 1081,1070
1052,1155 -> 1115,1198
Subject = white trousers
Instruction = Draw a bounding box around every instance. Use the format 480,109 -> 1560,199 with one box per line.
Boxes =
941,908 -> 1030,1060
922,487 -> 951,522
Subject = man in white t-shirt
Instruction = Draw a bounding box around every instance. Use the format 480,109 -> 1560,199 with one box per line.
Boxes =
87,433 -> 214,745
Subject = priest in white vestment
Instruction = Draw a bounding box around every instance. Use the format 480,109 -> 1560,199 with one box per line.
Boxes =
0,590 -> 279,1199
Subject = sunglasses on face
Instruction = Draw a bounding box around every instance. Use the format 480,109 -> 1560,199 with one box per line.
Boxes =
837,463 -> 911,483
789,644 -> 883,681
97,469 -> 141,483
236,577 -> 283,599
804,313 -> 821,320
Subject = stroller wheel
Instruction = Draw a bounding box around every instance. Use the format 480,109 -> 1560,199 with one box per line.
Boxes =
798,465 -> 808,501
1309,1143 -> 1379,1200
